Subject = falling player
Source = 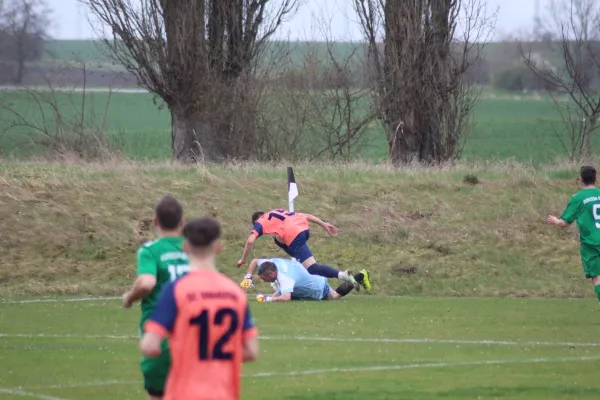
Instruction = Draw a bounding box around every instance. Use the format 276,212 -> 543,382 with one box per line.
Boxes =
122,195 -> 189,400
236,209 -> 371,292
141,217 -> 259,400
247,257 -> 365,302
548,166 -> 600,301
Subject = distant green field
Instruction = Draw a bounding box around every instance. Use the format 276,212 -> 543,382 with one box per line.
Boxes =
0,89 -> 590,163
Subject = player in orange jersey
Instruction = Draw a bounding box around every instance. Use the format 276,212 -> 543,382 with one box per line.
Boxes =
141,217 -> 259,400
236,209 -> 371,292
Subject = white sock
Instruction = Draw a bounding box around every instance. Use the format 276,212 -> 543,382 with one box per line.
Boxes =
338,270 -> 348,280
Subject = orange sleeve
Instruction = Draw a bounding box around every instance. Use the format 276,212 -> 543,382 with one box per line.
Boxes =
144,320 -> 168,339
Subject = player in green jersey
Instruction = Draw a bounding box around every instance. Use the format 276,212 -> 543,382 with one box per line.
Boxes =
548,166 -> 600,301
122,195 -> 189,400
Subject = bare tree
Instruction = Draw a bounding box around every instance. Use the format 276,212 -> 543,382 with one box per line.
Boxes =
0,0 -> 48,84
522,0 -> 600,161
83,0 -> 299,163
353,0 -> 495,165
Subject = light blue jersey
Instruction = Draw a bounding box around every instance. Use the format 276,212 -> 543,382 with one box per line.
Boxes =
258,258 -> 331,300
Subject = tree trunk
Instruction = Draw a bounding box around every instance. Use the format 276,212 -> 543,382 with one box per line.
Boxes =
170,106 -> 224,163
388,110 -> 422,165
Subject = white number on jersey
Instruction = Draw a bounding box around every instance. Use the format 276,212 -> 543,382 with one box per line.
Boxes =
168,264 -> 190,282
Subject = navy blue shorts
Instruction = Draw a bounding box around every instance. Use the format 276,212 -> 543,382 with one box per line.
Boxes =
274,230 -> 313,263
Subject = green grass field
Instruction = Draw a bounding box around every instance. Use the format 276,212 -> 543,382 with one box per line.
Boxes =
1,296 -> 599,400
0,89 -> 590,164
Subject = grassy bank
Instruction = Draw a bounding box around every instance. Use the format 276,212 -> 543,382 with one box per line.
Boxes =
0,161 -> 592,298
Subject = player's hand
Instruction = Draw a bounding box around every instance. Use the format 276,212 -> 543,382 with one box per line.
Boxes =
324,223 -> 339,236
122,292 -> 133,309
547,215 -> 560,225
240,274 -> 254,289
236,259 -> 246,268
256,294 -> 272,303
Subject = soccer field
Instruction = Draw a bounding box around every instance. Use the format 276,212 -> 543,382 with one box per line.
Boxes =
1,296 -> 599,400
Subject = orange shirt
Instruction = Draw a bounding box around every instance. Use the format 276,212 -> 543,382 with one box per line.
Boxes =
145,269 -> 258,400
251,209 -> 309,245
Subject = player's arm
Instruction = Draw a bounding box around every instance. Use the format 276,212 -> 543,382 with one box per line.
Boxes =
240,259 -> 261,288
259,273 -> 294,302
140,282 -> 177,357
270,292 -> 292,302
242,303 -> 259,362
300,213 -> 339,235
547,216 -> 570,227
123,247 -> 158,308
548,196 -> 581,228
237,226 -> 261,268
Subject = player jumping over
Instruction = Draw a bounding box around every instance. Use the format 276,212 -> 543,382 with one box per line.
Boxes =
244,257 -> 366,302
141,217 -> 259,400
122,195 -> 190,400
548,166 -> 600,302
236,209 -> 371,292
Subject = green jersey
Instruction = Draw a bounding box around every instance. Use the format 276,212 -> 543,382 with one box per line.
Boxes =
137,236 -> 189,331
561,188 -> 600,248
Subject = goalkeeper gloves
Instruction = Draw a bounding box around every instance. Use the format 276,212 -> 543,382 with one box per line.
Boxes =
256,294 -> 272,303
240,274 -> 254,289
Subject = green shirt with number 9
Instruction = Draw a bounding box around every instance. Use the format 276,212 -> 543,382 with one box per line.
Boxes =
136,236 -> 189,332
561,188 -> 600,261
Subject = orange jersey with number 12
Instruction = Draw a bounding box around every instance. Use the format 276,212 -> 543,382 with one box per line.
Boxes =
144,269 -> 258,400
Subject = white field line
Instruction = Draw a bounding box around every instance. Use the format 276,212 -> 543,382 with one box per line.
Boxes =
11,355 -> 600,391
0,295 -> 591,304
0,388 -> 68,400
0,297 -> 120,304
1,333 -> 600,348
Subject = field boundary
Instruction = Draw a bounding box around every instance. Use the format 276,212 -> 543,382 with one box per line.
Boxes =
2,332 -> 600,348
5,355 -> 600,392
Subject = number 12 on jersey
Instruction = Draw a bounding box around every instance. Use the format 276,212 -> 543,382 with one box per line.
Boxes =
189,307 -> 239,360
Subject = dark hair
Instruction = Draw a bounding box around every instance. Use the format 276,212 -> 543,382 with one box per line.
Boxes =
155,195 -> 183,230
581,166 -> 597,185
257,261 -> 276,276
251,211 -> 265,224
182,217 -> 221,247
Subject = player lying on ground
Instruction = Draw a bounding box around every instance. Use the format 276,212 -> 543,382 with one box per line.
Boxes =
548,165 -> 600,302
141,217 -> 259,400
241,257 -> 371,295
236,209 -> 371,292
246,257 -> 367,302
122,195 -> 189,400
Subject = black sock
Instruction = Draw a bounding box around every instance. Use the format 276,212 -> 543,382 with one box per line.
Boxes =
307,264 -> 340,279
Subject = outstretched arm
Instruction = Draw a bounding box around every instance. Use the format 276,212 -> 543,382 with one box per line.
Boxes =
548,215 -> 570,227
237,234 -> 257,268
246,259 -> 260,276
301,213 -> 339,235
270,292 -> 292,302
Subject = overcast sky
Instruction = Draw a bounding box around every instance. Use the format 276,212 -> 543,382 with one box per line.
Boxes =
49,0 -> 537,41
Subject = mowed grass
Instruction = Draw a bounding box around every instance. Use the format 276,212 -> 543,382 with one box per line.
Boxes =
0,297 -> 599,400
0,89 -> 593,163
0,161 -> 596,298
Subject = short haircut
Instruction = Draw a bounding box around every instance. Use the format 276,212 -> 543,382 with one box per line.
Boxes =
155,195 -> 183,230
257,261 -> 276,276
182,217 -> 221,248
251,211 -> 265,224
581,166 -> 597,185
